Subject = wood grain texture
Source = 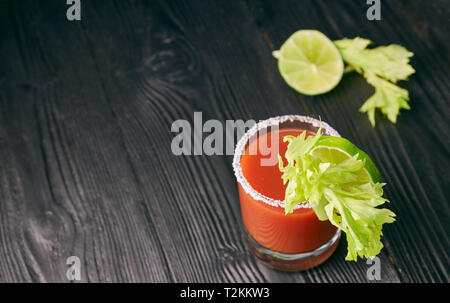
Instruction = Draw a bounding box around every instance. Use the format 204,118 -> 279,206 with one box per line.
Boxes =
0,0 -> 448,283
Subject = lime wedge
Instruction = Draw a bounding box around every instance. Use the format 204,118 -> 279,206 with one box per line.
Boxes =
310,136 -> 381,183
274,30 -> 344,95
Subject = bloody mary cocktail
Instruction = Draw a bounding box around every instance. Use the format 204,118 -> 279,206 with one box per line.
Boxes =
233,116 -> 341,271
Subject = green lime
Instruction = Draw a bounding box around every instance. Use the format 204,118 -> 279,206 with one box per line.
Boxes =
310,136 -> 382,183
273,30 -> 344,95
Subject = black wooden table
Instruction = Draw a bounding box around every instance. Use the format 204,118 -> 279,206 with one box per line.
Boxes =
0,0 -> 448,283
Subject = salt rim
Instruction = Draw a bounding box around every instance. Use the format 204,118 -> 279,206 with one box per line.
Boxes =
232,115 -> 341,210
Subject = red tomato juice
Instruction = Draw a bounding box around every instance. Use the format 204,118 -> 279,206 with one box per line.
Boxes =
239,128 -> 337,254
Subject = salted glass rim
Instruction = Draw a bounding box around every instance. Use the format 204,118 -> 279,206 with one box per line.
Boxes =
232,115 -> 341,210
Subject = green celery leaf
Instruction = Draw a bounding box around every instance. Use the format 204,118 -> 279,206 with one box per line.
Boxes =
360,71 -> 410,126
279,130 -> 396,260
334,37 -> 415,126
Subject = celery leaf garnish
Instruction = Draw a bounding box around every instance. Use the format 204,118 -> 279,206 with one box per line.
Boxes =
335,37 -> 415,126
279,129 -> 396,261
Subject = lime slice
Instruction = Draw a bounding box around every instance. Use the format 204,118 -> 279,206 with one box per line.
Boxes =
274,30 -> 344,95
310,136 -> 381,183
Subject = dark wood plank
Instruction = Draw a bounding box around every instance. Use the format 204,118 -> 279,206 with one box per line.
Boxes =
0,0 -> 447,283
249,0 -> 449,282
1,0 -> 307,282
0,1 -> 174,282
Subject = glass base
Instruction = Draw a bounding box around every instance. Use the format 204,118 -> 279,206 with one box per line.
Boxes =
244,228 -> 341,271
